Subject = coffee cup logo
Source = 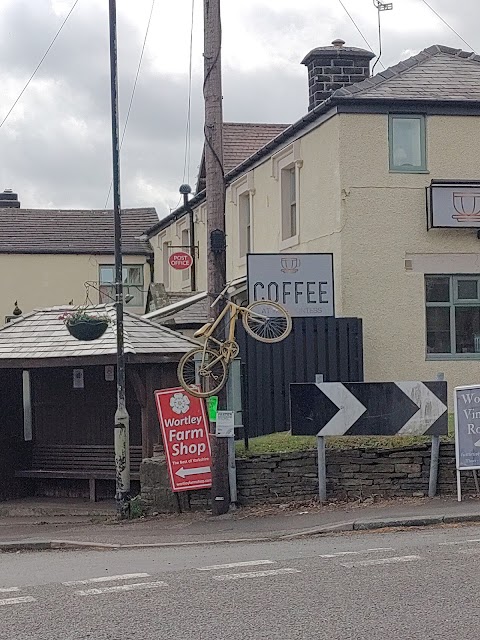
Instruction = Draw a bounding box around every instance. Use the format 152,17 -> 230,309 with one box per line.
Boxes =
452,192 -> 480,223
281,257 -> 301,273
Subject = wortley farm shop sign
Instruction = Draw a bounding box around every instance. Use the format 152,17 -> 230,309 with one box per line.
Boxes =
155,388 -> 212,492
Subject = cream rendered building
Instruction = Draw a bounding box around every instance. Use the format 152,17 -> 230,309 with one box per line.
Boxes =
148,42 -> 480,399
0,192 -> 158,322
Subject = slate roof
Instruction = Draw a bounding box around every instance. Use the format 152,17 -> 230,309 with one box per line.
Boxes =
335,45 -> 480,101
147,44 -> 480,238
0,305 -> 198,364
196,122 -> 290,191
0,207 -> 158,255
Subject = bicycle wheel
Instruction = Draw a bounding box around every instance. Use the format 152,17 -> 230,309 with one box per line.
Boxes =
242,300 -> 292,343
177,347 -> 228,398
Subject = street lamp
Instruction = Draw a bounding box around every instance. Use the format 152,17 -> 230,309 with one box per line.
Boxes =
108,0 -> 130,517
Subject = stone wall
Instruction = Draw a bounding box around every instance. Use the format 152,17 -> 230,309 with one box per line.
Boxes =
140,443 -> 477,511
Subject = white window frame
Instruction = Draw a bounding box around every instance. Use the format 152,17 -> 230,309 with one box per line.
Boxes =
426,274 -> 480,360
272,140 -> 302,250
99,264 -> 144,308
231,172 -> 255,266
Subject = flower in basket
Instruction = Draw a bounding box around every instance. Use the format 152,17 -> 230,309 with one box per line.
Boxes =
59,309 -> 112,341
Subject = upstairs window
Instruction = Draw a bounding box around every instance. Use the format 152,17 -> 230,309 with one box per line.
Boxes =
99,265 -> 144,307
389,115 -> 426,172
239,192 -> 251,258
281,166 -> 297,240
162,241 -> 170,290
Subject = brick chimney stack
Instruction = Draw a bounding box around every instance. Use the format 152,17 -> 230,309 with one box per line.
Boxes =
301,39 -> 375,111
0,189 -> 20,208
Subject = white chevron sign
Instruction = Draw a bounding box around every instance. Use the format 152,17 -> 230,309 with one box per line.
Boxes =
290,381 -> 448,437
395,382 -> 447,435
315,383 -> 366,436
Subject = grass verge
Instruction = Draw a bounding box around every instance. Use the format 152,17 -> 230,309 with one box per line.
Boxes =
235,415 -> 455,457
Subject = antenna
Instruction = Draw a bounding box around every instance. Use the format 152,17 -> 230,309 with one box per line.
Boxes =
372,0 -> 393,74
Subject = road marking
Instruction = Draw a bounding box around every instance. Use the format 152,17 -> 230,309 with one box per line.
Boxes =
76,581 -> 167,596
63,573 -> 150,586
439,539 -> 480,546
319,547 -> 394,558
197,560 -> 274,571
213,568 -> 300,581
0,587 -> 21,593
0,596 -> 36,607
341,555 -> 421,568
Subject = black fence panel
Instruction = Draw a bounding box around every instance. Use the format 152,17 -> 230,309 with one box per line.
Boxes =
237,317 -> 363,438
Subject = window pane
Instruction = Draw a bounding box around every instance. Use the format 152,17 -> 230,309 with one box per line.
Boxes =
125,286 -> 143,307
426,307 -> 451,354
99,284 -> 116,303
455,307 -> 480,353
426,277 -> 450,303
239,194 -> 250,258
392,117 -> 422,168
457,279 -> 478,300
127,266 -> 143,285
100,267 -> 115,284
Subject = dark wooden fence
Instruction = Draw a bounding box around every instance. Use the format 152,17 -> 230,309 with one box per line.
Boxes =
237,317 -> 363,438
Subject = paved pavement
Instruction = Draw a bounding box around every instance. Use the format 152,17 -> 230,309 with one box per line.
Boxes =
1,496 -> 480,548
2,522 -> 480,639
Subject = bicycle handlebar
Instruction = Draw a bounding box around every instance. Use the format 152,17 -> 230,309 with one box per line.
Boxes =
210,282 -> 233,308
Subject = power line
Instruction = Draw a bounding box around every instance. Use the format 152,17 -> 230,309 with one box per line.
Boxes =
418,0 -> 476,53
183,0 -> 196,187
105,0 -> 157,208
337,0 -> 385,69
0,0 -> 80,131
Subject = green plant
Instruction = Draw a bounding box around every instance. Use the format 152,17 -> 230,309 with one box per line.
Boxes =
59,309 -> 111,325
129,495 -> 146,519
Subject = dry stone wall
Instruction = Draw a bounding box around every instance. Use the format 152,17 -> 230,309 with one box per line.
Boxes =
140,444 -> 477,511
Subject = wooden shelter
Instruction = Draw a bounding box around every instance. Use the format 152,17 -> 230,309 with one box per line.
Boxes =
0,305 -> 198,501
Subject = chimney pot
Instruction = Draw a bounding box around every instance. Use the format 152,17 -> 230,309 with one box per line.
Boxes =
301,40 -> 375,111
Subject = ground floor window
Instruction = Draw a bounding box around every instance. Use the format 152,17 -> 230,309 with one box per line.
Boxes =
426,275 -> 480,357
99,265 -> 144,308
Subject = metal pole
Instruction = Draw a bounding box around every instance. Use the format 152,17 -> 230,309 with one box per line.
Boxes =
204,0 -> 229,515
428,372 -> 444,498
180,184 -> 196,292
228,436 -> 237,506
317,436 -> 327,502
315,373 -> 327,502
108,0 -> 130,518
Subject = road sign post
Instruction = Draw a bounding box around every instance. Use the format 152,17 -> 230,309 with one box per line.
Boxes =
428,372 -> 444,498
291,380 -> 448,501
314,374 -> 327,502
216,411 -> 237,504
454,384 -> 480,502
155,388 -> 212,492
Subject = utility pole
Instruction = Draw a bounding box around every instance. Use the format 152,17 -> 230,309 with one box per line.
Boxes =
203,0 -> 229,515
108,0 -> 130,518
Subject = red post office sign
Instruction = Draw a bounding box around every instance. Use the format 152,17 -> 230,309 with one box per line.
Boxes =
155,387 -> 212,492
168,251 -> 193,270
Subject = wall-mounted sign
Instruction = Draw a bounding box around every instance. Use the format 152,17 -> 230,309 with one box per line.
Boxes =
215,411 -> 235,438
429,182 -> 480,228
169,251 -> 193,270
105,365 -> 115,381
454,384 -> 480,501
73,369 -> 84,389
247,253 -> 334,318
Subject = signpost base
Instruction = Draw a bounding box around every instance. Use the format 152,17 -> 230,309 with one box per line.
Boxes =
317,436 -> 327,503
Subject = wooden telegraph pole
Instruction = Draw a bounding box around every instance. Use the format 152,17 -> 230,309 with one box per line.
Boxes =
203,0 -> 229,515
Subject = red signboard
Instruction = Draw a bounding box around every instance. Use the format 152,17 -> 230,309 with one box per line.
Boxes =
169,251 -> 193,270
155,387 -> 212,492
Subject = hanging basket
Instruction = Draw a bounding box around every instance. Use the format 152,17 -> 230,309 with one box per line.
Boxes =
65,318 -> 109,341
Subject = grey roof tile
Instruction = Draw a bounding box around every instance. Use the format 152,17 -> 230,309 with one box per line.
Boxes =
0,207 -> 158,255
0,305 -> 198,361
335,46 -> 480,101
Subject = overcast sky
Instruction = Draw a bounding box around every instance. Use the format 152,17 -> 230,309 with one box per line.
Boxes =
0,0 -> 477,220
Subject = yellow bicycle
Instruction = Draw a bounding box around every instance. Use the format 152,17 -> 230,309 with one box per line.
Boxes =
177,282 -> 292,397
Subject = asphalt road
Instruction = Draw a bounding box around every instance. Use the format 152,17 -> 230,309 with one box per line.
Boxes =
1,524 -> 480,640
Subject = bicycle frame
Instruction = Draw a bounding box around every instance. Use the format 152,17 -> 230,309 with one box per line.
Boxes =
201,298 -> 241,363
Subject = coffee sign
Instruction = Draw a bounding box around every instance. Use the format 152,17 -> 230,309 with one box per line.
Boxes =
430,183 -> 480,228
247,253 -> 334,318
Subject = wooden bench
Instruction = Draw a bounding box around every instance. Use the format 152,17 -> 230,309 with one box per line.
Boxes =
16,445 -> 143,502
